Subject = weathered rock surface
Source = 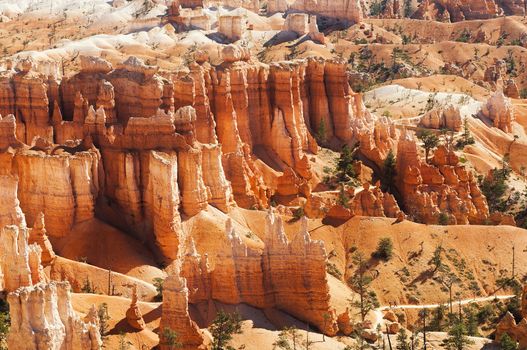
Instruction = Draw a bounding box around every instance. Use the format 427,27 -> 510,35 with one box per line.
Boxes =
283,13 -> 325,42
495,311 -> 527,349
7,281 -> 102,350
14,149 -> 101,237
0,225 -> 40,292
396,131 -> 490,225
480,90 -> 515,133
28,212 -> 56,265
413,0 -> 504,22
419,105 -> 462,131
268,0 -> 363,23
351,183 -> 402,218
218,14 -> 246,41
126,285 -> 147,330
413,0 -> 526,21
160,265 -> 207,350
181,213 -> 338,335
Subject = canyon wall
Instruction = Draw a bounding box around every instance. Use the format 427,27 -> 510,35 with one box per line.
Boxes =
180,212 -> 338,336
412,0 -> 526,22
0,52 -> 497,270
268,0 -> 363,23
396,131 -> 492,225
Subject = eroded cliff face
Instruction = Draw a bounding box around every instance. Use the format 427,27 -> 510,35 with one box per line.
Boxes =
0,225 -> 40,292
7,281 -> 102,350
480,90 -> 515,133
396,131 -> 492,225
0,52 -> 497,265
267,0 -> 363,23
160,266 -> 208,350
412,0 -> 525,22
180,212 -> 338,336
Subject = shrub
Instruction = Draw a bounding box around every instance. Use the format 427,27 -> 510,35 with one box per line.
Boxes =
501,333 -> 519,350
438,212 -> 449,226
326,262 -> 343,279
374,237 -> 394,261
292,207 -> 305,221
456,29 -> 471,43
161,328 -> 183,350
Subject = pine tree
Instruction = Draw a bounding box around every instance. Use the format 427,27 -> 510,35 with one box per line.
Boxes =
396,329 -> 410,350
316,120 -> 327,145
210,311 -> 243,350
441,322 -> 474,350
348,252 -> 380,323
336,144 -> 359,185
374,237 -> 394,261
417,129 -> 439,163
403,0 -> 412,17
500,333 -> 519,350
381,149 -> 397,193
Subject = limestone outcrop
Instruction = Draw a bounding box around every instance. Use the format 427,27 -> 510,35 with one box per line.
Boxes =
396,131 -> 490,225
218,14 -> 246,41
28,212 -> 56,265
0,225 -> 40,292
217,0 -> 260,12
181,213 -> 338,336
412,0 -> 504,22
419,105 -> 462,131
0,58 -> 52,144
283,13 -> 325,42
0,54 -> 379,224
351,183 -> 402,218
480,90 -> 515,133
267,0 -> 363,23
126,285 -> 147,331
413,0 -> 526,21
160,266 -> 207,350
7,281 -> 102,350
495,312 -> 527,349
13,148 -> 101,237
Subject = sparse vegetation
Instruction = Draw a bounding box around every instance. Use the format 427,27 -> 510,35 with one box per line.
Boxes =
0,299 -> 9,350
429,245 -> 443,273
292,207 -> 305,221
161,328 -> 183,350
81,277 -> 96,294
441,321 -> 474,350
153,277 -> 165,302
456,29 -> 471,43
455,118 -> 475,149
316,120 -> 327,145
326,262 -> 343,279
438,212 -> 449,226
380,149 -> 397,194
335,144 -> 360,186
210,310 -> 243,350
478,163 -> 511,213
500,333 -> 519,350
117,332 -> 132,350
273,327 -> 312,350
417,129 -> 439,163
373,237 -> 394,261
348,251 -> 380,323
